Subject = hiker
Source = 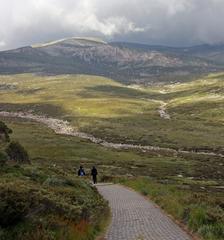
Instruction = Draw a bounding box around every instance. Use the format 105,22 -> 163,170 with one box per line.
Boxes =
91,166 -> 98,184
78,166 -> 85,177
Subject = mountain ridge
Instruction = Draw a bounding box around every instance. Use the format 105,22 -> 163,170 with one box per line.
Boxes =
0,37 -> 224,84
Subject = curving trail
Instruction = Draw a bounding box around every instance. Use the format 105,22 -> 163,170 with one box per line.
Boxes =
0,111 -> 223,158
96,184 -> 192,240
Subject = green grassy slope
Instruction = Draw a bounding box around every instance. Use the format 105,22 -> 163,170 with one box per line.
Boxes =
0,165 -> 109,240
0,73 -> 223,239
0,118 -> 197,179
0,73 -> 223,152
1,115 -> 224,240
0,122 -> 109,240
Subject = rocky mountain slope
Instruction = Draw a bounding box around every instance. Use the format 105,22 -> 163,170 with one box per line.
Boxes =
0,37 -> 223,84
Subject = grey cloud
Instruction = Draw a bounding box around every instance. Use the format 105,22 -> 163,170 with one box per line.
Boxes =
0,0 -> 224,50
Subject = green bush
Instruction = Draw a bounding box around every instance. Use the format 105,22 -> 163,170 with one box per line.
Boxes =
0,163 -> 109,240
6,142 -> 30,164
0,188 -> 32,227
43,176 -> 75,187
0,152 -> 8,166
0,121 -> 12,142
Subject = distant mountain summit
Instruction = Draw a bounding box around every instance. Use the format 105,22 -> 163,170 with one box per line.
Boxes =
32,37 -> 108,48
0,37 -> 224,84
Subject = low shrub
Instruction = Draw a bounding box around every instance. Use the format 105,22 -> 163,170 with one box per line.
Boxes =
0,187 -> 33,227
0,151 -> 8,166
0,121 -> 12,142
0,167 -> 109,240
43,176 -> 75,187
6,141 -> 30,164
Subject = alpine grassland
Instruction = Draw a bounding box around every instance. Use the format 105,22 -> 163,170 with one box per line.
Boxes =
0,72 -> 223,239
0,73 -> 223,151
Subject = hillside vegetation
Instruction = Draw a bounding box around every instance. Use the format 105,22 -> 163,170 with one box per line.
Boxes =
0,121 -> 109,240
0,72 -> 223,239
1,113 -> 224,240
0,73 -> 223,153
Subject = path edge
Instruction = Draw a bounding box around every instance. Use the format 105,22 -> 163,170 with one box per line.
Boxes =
95,184 -> 113,240
118,183 -> 202,240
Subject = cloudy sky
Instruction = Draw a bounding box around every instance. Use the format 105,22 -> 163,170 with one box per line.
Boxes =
0,0 -> 224,50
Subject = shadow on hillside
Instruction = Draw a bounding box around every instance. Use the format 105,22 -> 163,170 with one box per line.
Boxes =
78,84 -> 162,99
80,79 -> 223,101
16,88 -> 45,95
0,102 -> 67,118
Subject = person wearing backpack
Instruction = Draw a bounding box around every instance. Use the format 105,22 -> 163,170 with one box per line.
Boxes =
91,166 -> 98,184
78,166 -> 85,177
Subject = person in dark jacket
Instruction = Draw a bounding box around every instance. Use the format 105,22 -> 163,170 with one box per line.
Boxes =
78,166 -> 85,177
91,166 -> 98,184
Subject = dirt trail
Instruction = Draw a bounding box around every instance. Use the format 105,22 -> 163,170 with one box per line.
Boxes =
0,111 -> 223,158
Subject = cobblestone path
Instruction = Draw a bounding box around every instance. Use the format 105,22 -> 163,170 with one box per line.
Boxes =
96,184 -> 192,240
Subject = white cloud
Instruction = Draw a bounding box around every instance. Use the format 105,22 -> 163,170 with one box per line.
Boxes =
0,41 -> 6,47
0,0 -> 224,50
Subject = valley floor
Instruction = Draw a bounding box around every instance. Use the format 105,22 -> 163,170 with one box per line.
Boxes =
0,111 -> 223,158
0,72 -> 223,240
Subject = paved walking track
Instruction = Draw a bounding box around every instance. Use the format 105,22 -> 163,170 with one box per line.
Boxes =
96,184 -> 192,240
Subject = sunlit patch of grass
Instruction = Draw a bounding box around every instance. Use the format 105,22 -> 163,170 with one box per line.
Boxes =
0,74 -> 157,118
